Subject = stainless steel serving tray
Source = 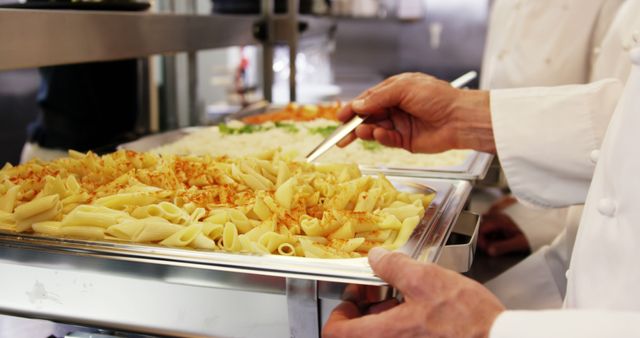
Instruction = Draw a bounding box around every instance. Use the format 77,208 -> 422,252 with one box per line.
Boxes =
0,178 -> 471,285
358,151 -> 493,181
119,127 -> 493,181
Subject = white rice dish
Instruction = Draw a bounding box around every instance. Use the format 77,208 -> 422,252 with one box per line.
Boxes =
152,119 -> 472,168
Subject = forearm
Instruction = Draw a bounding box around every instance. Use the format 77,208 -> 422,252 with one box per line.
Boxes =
451,90 -> 496,154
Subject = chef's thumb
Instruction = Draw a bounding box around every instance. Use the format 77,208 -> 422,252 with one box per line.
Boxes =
368,247 -> 429,299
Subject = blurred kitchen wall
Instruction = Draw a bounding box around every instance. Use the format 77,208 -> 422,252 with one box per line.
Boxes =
0,70 -> 40,165
332,0 -> 489,98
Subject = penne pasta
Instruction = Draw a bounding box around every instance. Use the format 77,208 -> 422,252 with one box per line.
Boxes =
160,224 -> 202,247
13,194 -> 59,221
32,221 -> 63,236
0,149 -> 433,258
0,210 -> 16,230
0,185 -> 20,213
60,225 -> 105,240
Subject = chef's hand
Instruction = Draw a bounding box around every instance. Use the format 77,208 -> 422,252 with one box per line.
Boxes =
478,196 -> 531,257
322,248 -> 505,338
337,73 -> 496,154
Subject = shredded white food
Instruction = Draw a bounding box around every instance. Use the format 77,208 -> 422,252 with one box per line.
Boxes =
152,119 -> 472,168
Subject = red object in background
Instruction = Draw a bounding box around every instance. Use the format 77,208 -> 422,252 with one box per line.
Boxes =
234,47 -> 251,105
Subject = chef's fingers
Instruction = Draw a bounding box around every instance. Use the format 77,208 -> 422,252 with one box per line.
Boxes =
478,216 -> 505,253
339,76 -> 401,123
337,101 -> 356,123
487,235 -> 530,257
373,119 -> 395,130
354,124 -> 377,141
478,216 -> 504,235
351,84 -> 404,116
338,118 -> 397,148
327,301 -> 362,322
372,128 -> 405,150
323,304 -> 408,338
367,248 -> 431,300
341,284 -> 365,303
337,133 -> 358,148
488,196 -> 518,213
367,299 -> 399,315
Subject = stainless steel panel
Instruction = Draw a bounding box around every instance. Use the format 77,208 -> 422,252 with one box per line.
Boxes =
287,278 -> 319,338
437,211 -> 480,273
0,248 -> 290,338
0,10 -> 258,71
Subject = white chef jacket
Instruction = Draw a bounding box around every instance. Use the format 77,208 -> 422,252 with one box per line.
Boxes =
484,0 -> 639,310
489,47 -> 640,338
481,0 -> 624,252
484,5 -> 640,337
481,0 -> 624,90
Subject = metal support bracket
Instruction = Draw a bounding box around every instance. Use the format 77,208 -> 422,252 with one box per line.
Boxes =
286,278 -> 320,338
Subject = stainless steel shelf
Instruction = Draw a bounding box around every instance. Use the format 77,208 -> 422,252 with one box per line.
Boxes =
0,9 -> 258,70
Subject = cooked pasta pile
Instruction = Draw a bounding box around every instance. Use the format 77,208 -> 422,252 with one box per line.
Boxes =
0,150 -> 433,258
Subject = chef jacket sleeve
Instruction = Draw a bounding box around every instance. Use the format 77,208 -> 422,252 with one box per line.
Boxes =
490,79 -> 623,208
490,309 -> 640,338
486,204 -> 583,310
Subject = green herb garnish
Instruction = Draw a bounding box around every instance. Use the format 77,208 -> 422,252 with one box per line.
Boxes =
361,140 -> 382,151
218,123 -> 266,135
275,121 -> 299,133
237,124 -> 264,134
308,125 -> 338,138
218,123 -> 234,135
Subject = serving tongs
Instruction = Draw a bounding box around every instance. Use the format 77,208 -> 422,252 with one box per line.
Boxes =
305,71 -> 478,163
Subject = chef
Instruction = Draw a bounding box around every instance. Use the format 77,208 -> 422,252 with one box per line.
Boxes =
478,0 -> 637,311
482,0 -> 640,310
478,0 -> 624,259
323,10 -> 640,338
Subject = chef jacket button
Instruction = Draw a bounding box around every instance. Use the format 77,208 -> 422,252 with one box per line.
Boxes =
597,198 -> 616,217
497,50 -> 509,60
590,149 -> 600,164
565,269 -> 571,279
593,47 -> 601,56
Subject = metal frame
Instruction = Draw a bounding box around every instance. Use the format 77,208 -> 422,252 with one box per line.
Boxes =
0,9 -> 259,71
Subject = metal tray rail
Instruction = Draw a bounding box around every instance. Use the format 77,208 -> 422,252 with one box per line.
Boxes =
359,151 -> 493,181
